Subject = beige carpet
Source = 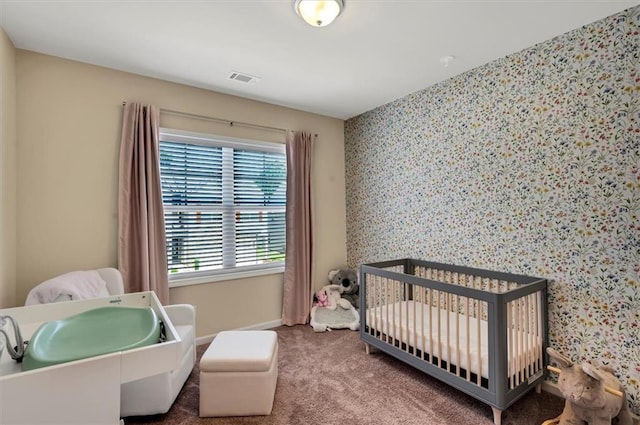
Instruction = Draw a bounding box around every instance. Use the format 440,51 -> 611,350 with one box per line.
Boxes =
124,325 -> 565,424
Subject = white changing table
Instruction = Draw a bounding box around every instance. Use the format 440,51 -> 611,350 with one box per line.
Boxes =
0,291 -> 181,425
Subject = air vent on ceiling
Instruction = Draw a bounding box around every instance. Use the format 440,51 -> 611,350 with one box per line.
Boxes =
228,71 -> 261,84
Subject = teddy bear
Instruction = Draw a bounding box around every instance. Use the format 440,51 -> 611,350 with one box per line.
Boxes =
328,268 -> 359,309
313,284 -> 351,311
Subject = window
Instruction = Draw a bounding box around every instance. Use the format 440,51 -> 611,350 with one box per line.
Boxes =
159,129 -> 286,284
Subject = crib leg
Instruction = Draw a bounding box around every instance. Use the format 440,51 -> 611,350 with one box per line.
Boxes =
535,382 -> 542,394
491,406 -> 502,425
365,342 -> 371,355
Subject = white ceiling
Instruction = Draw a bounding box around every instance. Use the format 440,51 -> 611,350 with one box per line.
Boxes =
1,0 -> 638,120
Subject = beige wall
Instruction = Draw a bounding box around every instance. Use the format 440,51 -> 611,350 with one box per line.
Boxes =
15,50 -> 346,336
0,27 -> 17,308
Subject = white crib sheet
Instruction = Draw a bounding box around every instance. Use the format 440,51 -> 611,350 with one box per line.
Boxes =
366,300 -> 542,379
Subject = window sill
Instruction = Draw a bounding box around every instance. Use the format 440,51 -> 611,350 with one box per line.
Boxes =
168,266 -> 285,288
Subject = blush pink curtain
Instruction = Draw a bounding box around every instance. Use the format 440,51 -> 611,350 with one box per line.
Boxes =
118,102 -> 169,304
282,131 -> 315,326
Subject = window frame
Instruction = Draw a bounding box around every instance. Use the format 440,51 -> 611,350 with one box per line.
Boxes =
159,128 -> 286,287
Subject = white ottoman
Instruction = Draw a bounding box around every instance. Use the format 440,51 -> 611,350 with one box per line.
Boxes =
199,330 -> 278,417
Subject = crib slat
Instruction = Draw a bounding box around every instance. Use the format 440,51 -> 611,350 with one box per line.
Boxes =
398,280 -> 402,348
523,296 -> 528,382
369,274 -> 373,336
375,275 -> 381,340
427,269 -> 433,362
465,293 -> 471,382
416,267 -> 424,360
446,292 -> 451,373
514,298 -> 519,386
525,294 -> 531,380
476,276 -> 482,386
513,300 -> 518,389
433,275 -> 440,365
398,282 -> 409,349
366,274 -> 370,335
373,275 -> 377,338
376,275 -> 380,339
520,296 -> 524,381
367,274 -> 372,337
384,277 -> 389,344
373,275 -> 378,338
387,277 -> 391,343
453,274 -> 461,378
371,274 -> 375,338
521,296 -> 526,384
395,279 -> 400,347
421,286 -> 427,361
516,297 -> 520,384
476,301 -> 482,385
536,291 -> 542,371
441,270 -> 447,370
392,279 -> 397,347
515,298 -> 520,386
404,282 -> 409,354
419,285 -> 423,356
428,286 -> 433,363
412,284 -> 417,356
507,300 -> 513,389
388,277 -> 393,344
421,268 -> 427,359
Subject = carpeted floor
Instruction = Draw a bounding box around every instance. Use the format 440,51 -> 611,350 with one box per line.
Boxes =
124,325 -> 565,424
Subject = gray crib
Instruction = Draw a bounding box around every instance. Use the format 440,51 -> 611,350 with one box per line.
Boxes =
359,259 -> 548,425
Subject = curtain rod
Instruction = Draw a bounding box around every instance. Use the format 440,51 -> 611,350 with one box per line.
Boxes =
122,101 -> 289,135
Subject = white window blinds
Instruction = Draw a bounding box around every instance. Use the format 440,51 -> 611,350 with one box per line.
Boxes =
159,129 -> 286,280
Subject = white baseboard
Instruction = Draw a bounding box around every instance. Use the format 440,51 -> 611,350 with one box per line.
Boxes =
195,318 -> 283,346
541,380 -> 562,397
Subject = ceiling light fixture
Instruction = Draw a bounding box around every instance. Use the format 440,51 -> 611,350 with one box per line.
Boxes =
294,0 -> 344,28
439,55 -> 456,68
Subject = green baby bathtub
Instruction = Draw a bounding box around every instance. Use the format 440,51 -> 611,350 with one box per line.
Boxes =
22,306 -> 162,371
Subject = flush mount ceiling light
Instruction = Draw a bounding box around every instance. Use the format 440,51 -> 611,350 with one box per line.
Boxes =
294,0 -> 344,27
439,55 -> 456,68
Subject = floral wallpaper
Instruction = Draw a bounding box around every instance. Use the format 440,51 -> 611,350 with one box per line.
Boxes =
344,6 -> 640,414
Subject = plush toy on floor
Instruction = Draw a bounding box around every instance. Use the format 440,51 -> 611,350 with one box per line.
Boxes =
544,347 -> 633,425
312,285 -> 351,311
310,284 -> 359,333
328,268 -> 359,309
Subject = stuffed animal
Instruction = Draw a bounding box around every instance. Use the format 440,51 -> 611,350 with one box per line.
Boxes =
313,284 -> 351,311
546,347 -> 633,425
313,288 -> 330,307
328,268 -> 359,309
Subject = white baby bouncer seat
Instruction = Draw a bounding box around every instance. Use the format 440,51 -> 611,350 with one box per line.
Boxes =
25,267 -> 197,417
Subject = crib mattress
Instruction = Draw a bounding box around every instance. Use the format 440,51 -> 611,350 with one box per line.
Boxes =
366,300 -> 542,379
